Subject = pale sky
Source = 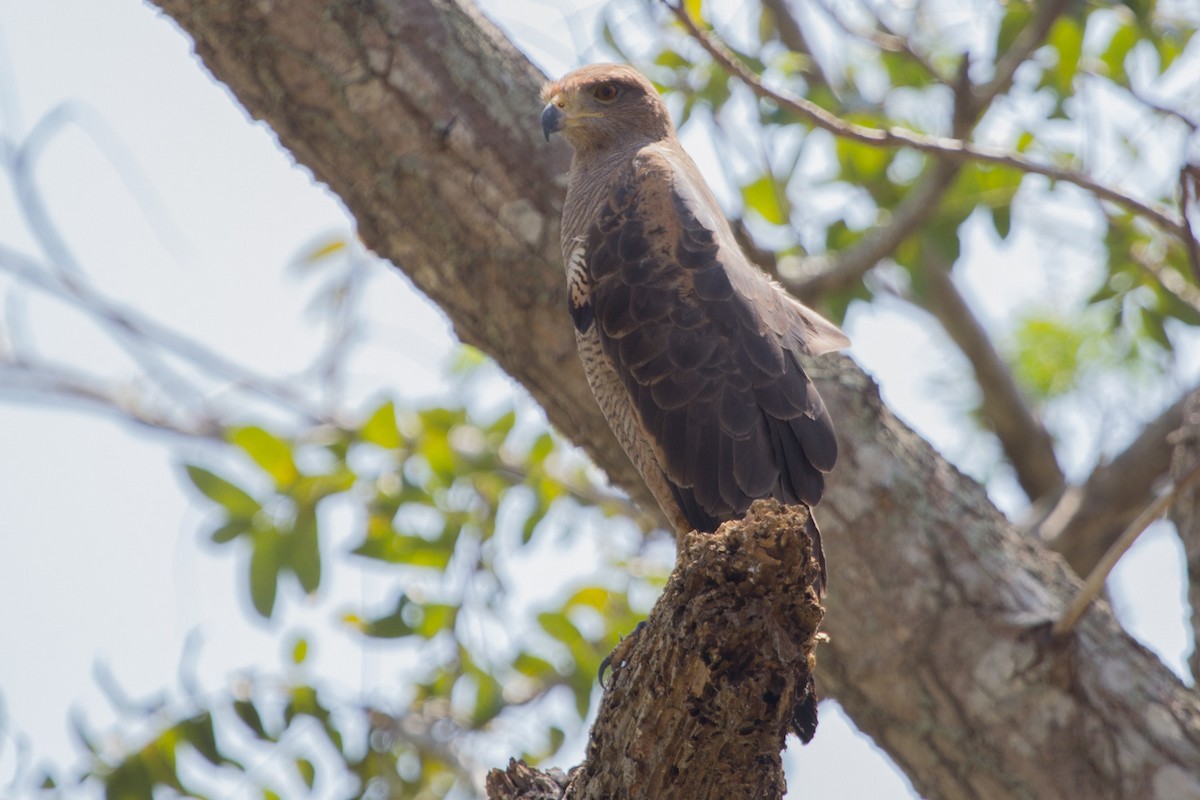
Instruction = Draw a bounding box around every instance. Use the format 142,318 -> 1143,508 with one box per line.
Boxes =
0,1 -> 1192,798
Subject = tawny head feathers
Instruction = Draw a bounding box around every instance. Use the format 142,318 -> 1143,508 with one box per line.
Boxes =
541,64 -> 674,155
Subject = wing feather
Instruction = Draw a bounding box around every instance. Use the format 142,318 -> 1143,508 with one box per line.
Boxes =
585,147 -> 846,532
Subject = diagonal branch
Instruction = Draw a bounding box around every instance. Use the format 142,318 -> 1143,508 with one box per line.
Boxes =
1033,390 -> 1188,575
917,258 -> 1064,501
789,158 -> 960,300
974,0 -> 1072,111
1054,458 -> 1200,636
811,0 -> 945,85
0,243 -> 329,423
0,359 -> 224,440
664,0 -> 1192,244
759,0 -> 832,91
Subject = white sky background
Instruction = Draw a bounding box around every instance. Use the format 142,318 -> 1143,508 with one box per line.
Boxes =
0,1 -> 1193,798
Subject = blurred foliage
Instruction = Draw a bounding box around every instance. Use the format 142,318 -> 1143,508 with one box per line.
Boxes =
625,0 -> 1199,426
34,392 -> 657,799
6,0 -> 1200,798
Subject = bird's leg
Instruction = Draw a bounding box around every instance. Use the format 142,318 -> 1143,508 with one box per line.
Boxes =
598,620 -> 647,688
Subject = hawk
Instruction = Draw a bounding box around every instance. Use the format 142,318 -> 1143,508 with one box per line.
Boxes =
541,64 -> 848,589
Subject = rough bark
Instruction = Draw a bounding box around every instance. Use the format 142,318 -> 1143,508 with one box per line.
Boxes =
146,1 -> 1200,797
487,502 -> 824,800
1169,389 -> 1200,683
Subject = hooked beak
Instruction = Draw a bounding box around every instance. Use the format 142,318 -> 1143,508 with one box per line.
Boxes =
541,103 -> 564,142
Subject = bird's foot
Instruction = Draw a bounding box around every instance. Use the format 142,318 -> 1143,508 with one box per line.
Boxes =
598,621 -> 646,688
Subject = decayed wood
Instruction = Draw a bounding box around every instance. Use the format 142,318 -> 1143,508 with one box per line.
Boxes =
486,501 -> 824,800
146,1 -> 1200,797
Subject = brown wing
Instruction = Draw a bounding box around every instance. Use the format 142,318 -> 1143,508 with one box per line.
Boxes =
576,150 -> 842,533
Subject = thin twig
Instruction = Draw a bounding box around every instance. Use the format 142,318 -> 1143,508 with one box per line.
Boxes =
789,159 -> 959,299
663,0 -> 1191,244
760,0 -> 833,91
1034,390 -> 1189,576
1053,459 -> 1200,636
0,359 -> 224,439
1181,165 -> 1200,283
974,0 -> 1072,111
813,0 -> 945,84
0,243 -> 328,423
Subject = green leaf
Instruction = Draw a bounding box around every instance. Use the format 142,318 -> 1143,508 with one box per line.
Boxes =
1009,315 -> 1088,399
298,237 -> 346,264
654,49 -> 690,70
185,465 -> 260,518
1140,306 -> 1173,351
1155,28 -> 1194,74
361,400 -> 401,449
1101,20 -> 1139,82
566,586 -> 612,611
471,672 -> 504,726
488,409 -> 517,439
230,426 -> 298,488
177,712 -> 222,767
1045,17 -> 1082,95
293,468 -> 357,505
284,685 -> 333,731
514,652 -> 557,678
353,595 -> 414,639
233,700 -> 269,739
538,611 -> 583,648
415,603 -> 458,639
991,204 -> 1013,240
836,137 -> 892,183
291,636 -> 309,665
528,432 -> 555,464
249,530 -> 282,619
287,505 -> 321,594
741,175 -> 789,225
419,427 -> 457,481
996,2 -> 1032,54
105,756 -> 155,800
210,519 -> 250,545
351,531 -> 454,569
548,726 -> 566,753
296,758 -> 316,790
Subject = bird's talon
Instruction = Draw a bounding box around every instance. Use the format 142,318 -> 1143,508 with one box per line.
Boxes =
599,621 -> 646,689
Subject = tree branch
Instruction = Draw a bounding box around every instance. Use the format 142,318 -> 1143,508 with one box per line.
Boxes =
487,502 -> 823,800
973,0 -> 1072,112
759,0 -> 832,91
774,0 -> 1067,303
664,0 -> 1193,244
1168,388 -> 1200,681
918,258 -> 1064,501
789,159 -> 959,300
1035,391 -> 1188,575
1055,458 -> 1200,637
147,1 -> 1200,795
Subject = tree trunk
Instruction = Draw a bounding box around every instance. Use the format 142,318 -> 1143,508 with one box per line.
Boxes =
488,501 -> 825,800
147,1 -> 1200,797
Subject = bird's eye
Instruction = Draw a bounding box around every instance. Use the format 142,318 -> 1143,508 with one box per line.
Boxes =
592,83 -> 619,103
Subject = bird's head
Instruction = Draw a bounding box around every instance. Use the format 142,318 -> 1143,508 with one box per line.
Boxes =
540,64 -> 674,155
